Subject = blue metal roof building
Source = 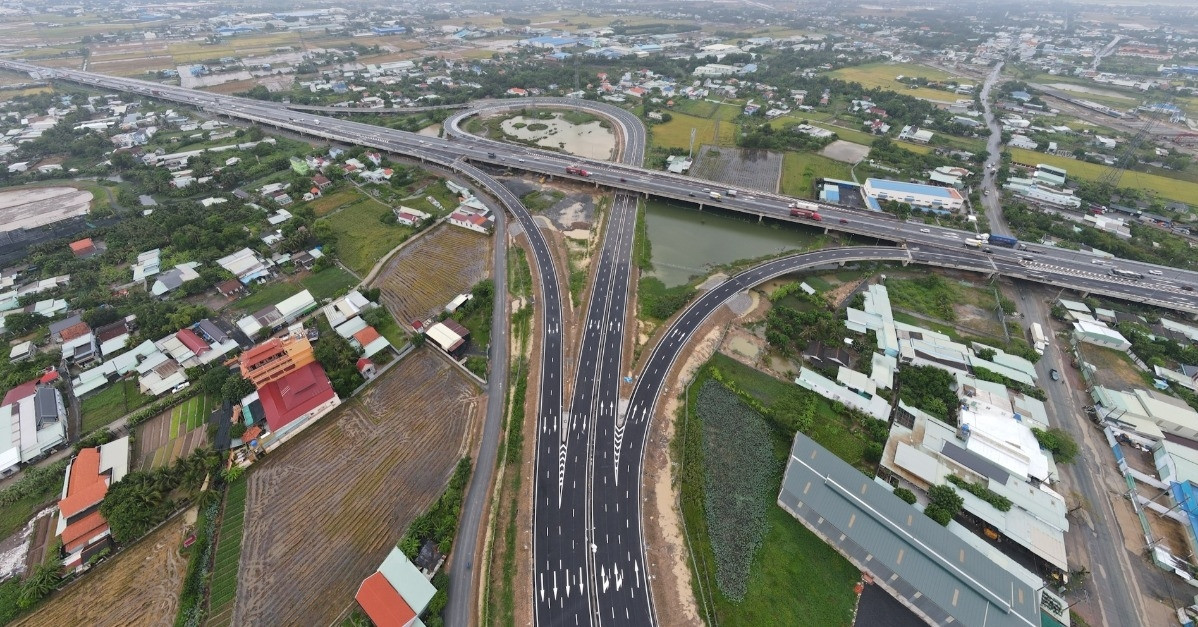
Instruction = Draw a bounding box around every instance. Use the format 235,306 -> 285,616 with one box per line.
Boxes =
779,432 -> 1045,627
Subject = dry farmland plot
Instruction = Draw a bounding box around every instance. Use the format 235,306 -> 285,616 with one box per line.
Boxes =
231,350 -> 482,625
14,515 -> 187,627
133,395 -> 212,470
375,223 -> 492,326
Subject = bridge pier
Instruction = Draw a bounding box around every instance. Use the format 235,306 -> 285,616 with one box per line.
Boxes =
902,259 -> 909,266
758,214 -> 762,223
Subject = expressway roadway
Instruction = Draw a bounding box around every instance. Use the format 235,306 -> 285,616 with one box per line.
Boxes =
9,60 -> 1197,313
441,100 -> 650,625
11,60 -> 1198,627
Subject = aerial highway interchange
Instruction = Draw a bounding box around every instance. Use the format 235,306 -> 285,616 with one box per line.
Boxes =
9,58 -> 1198,627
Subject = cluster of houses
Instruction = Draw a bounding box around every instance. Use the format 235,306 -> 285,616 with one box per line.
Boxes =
0,271 -> 70,335
792,282 -> 1073,586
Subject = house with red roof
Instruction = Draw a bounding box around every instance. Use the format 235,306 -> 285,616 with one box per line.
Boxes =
175,328 -> 210,356
69,238 -> 98,258
355,548 -> 437,627
56,436 -> 130,571
255,361 -> 340,438
448,209 -> 494,234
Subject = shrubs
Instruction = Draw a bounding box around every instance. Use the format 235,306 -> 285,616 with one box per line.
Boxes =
897,365 -> 959,425
1032,427 -> 1079,464
923,484 -> 964,526
946,475 -> 1012,512
893,488 -> 918,505
398,457 -> 472,560
175,498 -> 220,627
696,379 -> 774,602
638,277 -> 695,320
0,459 -> 68,508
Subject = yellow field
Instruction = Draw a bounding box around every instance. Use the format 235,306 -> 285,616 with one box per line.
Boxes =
650,112 -> 737,150
1008,148 -> 1198,204
830,62 -> 965,103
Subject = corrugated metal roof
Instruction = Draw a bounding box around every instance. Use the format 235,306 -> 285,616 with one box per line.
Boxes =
779,432 -> 1042,627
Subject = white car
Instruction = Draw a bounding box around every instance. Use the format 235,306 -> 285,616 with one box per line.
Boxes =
1149,270 -> 1163,275
919,228 -> 930,233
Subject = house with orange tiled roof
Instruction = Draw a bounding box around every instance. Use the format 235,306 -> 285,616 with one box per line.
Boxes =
59,321 -> 97,365
355,548 -> 437,627
55,436 -> 129,571
68,238 -> 98,259
351,325 -> 393,358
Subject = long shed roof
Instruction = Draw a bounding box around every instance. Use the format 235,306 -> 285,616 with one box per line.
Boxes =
778,432 -> 1042,627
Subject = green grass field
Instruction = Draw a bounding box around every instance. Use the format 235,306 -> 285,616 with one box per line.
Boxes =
1008,147 -> 1198,204
208,477 -> 248,620
306,189 -> 363,217
781,152 -> 853,197
679,354 -> 862,626
232,280 -> 303,314
318,198 -> 414,275
301,265 -> 358,299
80,380 -> 152,433
651,112 -> 737,150
831,62 -> 963,102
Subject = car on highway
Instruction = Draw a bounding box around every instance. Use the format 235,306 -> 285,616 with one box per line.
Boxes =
1184,286 -> 1194,291
839,218 -> 848,224
487,152 -> 496,158
919,228 -> 930,233
1050,369 -> 1061,381
1149,270 -> 1163,275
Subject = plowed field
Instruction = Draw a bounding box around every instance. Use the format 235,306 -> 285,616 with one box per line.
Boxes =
14,515 -> 187,627
230,349 -> 483,625
374,223 -> 491,326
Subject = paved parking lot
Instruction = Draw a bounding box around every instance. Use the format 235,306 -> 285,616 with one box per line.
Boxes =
690,146 -> 783,193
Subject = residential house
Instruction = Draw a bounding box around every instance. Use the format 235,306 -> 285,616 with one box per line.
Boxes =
394,206 -> 431,227
351,326 -> 393,357
239,336 -> 316,388
254,361 -> 340,439
60,321 -> 97,364
448,207 -> 494,234
0,377 -> 67,476
150,263 -> 201,296
216,279 -> 245,298
9,341 -> 34,363
425,320 -> 470,354
49,315 -> 84,343
355,548 -> 438,627
95,317 -> 133,357
69,238 -> 98,258
56,436 -> 129,571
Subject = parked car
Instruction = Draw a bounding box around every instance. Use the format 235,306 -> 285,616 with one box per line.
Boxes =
1050,369 -> 1061,382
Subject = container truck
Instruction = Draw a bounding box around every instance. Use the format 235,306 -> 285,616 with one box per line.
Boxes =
788,200 -> 819,212
1031,322 -> 1047,355
964,238 -> 983,248
789,208 -> 822,221
709,191 -> 722,200
986,234 -> 1024,249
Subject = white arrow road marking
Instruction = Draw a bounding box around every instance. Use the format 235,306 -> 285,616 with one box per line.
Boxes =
553,571 -> 559,599
601,565 -> 609,593
579,567 -> 585,594
615,564 -> 624,591
539,572 -> 545,602
635,560 -> 641,588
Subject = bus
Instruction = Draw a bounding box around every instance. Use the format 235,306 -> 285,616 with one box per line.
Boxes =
1110,268 -> 1144,280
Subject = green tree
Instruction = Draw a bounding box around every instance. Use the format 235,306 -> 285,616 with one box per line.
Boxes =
893,487 -> 918,504
220,375 -> 256,404
924,484 -> 964,526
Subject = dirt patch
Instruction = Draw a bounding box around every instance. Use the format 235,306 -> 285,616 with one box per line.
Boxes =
954,303 -> 1005,338
0,187 -> 92,233
820,140 -> 871,164
15,515 -> 188,627
374,223 -> 492,328
0,507 -> 54,581
1078,343 -> 1145,390
232,349 -> 483,625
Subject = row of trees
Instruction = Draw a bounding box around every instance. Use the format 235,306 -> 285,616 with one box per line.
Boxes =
100,448 -> 220,543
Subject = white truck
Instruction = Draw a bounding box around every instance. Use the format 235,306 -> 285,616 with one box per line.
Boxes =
709,191 -> 722,200
1031,322 -> 1047,355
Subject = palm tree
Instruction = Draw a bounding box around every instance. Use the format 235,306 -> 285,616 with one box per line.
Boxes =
18,563 -> 61,608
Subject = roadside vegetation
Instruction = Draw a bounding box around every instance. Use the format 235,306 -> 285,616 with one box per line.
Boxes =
675,354 -> 877,626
